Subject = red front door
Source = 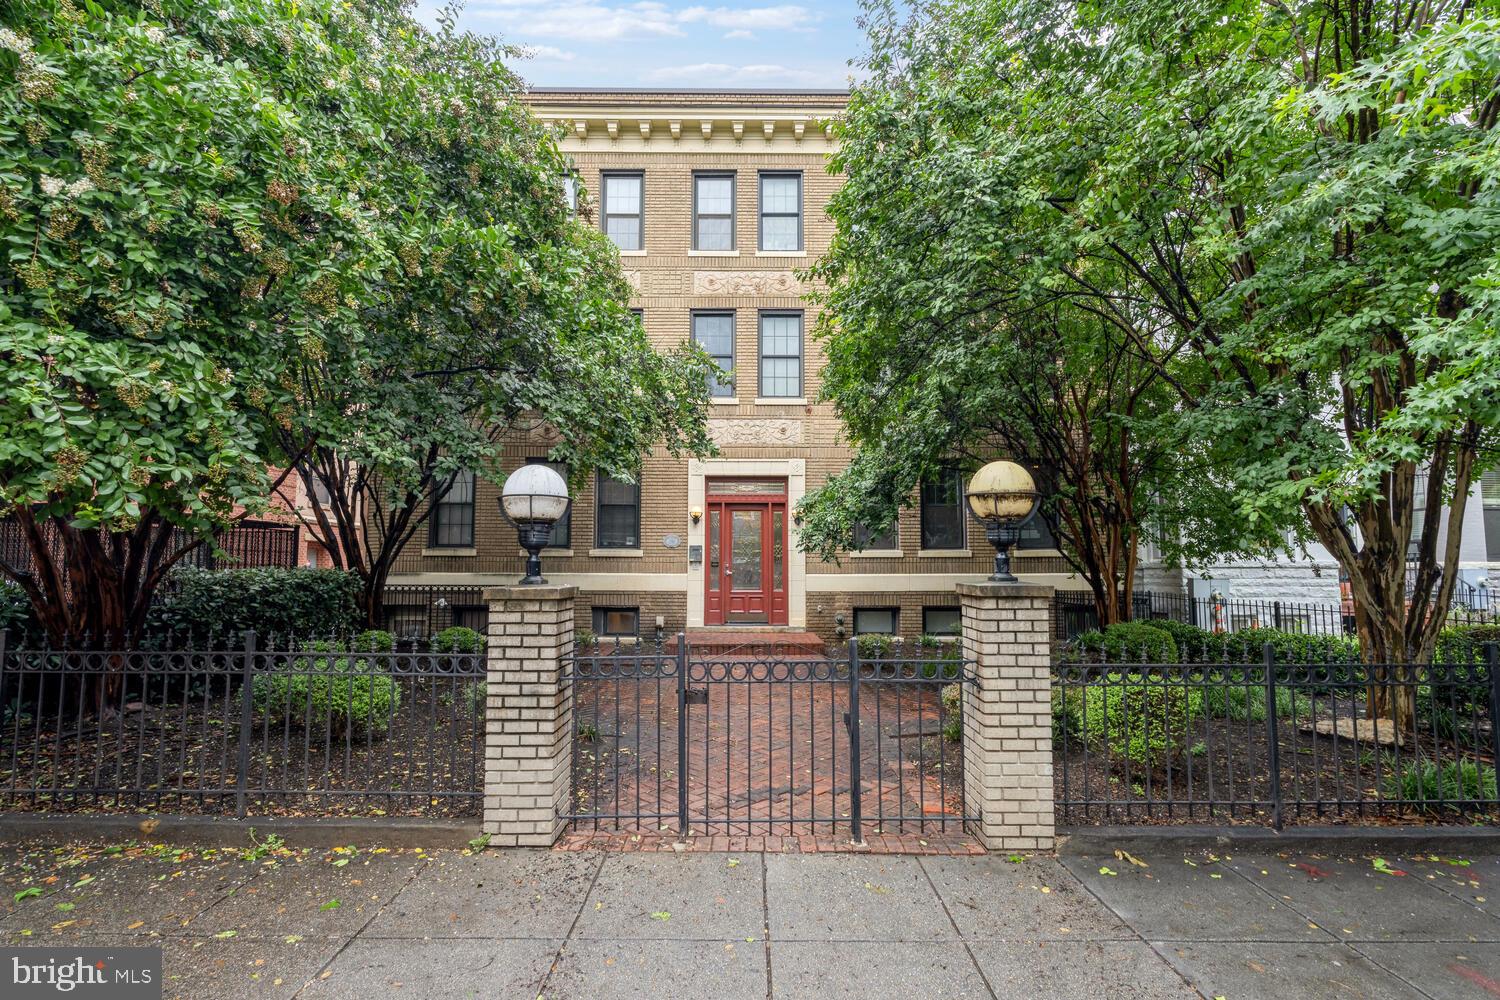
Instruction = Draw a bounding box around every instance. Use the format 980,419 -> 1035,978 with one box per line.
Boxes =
704,489 -> 788,625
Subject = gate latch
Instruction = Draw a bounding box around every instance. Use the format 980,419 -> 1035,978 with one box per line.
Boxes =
684,687 -> 709,706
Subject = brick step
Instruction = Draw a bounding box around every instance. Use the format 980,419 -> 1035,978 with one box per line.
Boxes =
675,629 -> 827,658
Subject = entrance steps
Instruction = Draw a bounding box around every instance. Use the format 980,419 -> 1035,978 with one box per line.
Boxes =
674,628 -> 827,658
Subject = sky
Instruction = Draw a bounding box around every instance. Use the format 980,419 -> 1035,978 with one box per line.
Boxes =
411,1 -> 865,89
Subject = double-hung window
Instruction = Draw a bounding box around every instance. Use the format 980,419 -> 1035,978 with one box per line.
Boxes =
429,469 -> 475,548
527,458 -> 570,548
693,311 -> 735,398
595,472 -> 640,549
920,467 -> 966,550
602,172 -> 643,250
693,173 -> 735,251
758,312 -> 802,398
759,172 -> 802,251
853,521 -> 899,552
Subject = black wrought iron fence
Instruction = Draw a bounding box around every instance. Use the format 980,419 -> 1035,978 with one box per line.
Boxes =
563,636 -> 975,840
1053,640 -> 1500,827
0,632 -> 484,818
1055,587 -> 1497,644
1053,590 -> 1352,641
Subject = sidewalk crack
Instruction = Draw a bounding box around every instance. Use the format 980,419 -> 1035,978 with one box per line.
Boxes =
915,855 -> 998,1000
534,849 -> 607,1000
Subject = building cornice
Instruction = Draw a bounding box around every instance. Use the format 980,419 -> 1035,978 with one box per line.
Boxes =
524,89 -> 845,154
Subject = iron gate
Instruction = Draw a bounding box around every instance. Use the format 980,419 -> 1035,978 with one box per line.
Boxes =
561,635 -> 976,839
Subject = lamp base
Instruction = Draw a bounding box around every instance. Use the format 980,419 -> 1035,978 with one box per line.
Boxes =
516,524 -> 553,586
985,522 -> 1022,584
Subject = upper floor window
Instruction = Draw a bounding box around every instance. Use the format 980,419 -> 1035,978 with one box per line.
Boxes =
758,312 -> 802,398
561,173 -> 578,215
527,458 -> 570,548
920,467 -> 966,550
693,173 -> 735,251
693,311 -> 735,398
602,172 -> 643,250
596,472 -> 641,549
429,469 -> 475,548
759,172 -> 802,251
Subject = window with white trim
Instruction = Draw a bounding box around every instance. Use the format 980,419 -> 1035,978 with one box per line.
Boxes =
759,172 -> 802,251
602,172 -> 643,250
758,312 -> 802,398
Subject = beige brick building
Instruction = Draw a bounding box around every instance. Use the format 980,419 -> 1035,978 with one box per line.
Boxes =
386,89 -> 1080,644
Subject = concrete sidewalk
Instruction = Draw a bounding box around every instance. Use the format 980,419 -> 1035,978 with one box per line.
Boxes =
3,836 -> 1499,999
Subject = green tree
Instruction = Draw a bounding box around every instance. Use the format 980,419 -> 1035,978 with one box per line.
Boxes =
265,14 -> 712,626
0,0 -> 711,645
824,0 -> 1500,725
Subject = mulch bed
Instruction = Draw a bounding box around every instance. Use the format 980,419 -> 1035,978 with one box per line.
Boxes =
1057,691 -> 1500,827
0,678 -> 484,819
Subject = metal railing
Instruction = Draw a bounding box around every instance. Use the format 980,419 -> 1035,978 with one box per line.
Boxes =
1053,640 -> 1500,828
2,516 -> 300,580
0,631 -> 484,818
562,635 -> 975,840
1053,590 -> 1353,641
380,585 -> 490,640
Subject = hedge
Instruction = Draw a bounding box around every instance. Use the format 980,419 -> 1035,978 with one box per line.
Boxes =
252,638 -> 401,733
1053,675 -> 1202,769
1070,622 -> 1179,663
148,568 -> 362,640
0,581 -> 36,640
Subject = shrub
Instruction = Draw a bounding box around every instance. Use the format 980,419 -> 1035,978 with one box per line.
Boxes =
915,636 -> 962,680
855,633 -> 894,659
252,644 -> 401,733
1145,619 -> 1224,661
1217,627 -> 1359,665
150,568 -> 361,640
0,581 -> 37,640
940,683 -> 963,742
1071,622 -> 1179,663
1052,686 -> 1084,740
1434,624 -> 1500,711
1199,682 -> 1312,722
1382,758 -> 1497,809
575,628 -> 598,650
464,680 -> 487,714
1077,675 -> 1201,769
431,626 -> 485,654
353,630 -> 395,653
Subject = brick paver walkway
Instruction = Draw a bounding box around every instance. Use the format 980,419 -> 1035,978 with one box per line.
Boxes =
567,654 -> 978,852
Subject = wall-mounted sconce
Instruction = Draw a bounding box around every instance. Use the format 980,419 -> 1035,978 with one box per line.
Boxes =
690,506 -> 703,525
792,511 -> 804,526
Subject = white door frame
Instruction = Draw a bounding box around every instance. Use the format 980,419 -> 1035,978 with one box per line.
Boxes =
687,458 -> 806,628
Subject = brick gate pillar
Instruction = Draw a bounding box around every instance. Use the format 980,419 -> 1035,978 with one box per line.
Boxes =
482,585 -> 576,847
957,582 -> 1055,851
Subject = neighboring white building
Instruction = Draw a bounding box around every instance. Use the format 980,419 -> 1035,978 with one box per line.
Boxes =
1144,475 -> 1500,612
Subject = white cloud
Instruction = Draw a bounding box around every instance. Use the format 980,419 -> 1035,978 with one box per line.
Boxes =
461,1 -> 684,41
724,28 -> 755,39
643,60 -> 835,86
454,2 -> 820,41
519,44 -> 577,61
678,5 -> 821,32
